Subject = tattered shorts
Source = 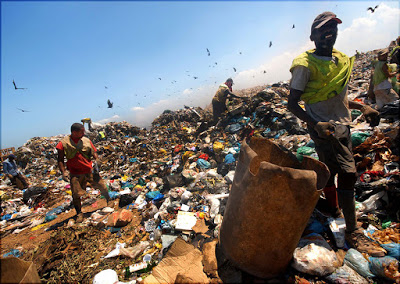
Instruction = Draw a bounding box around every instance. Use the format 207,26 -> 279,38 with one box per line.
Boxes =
308,123 -> 356,175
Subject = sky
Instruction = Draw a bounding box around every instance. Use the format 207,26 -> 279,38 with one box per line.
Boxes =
1,0 -> 399,149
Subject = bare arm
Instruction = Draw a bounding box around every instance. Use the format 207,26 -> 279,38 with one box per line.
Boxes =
287,88 -> 318,128
382,63 -> 397,78
225,89 -> 242,100
57,149 -> 66,174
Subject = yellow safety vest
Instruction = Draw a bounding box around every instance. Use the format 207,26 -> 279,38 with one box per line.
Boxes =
290,49 -> 354,104
61,136 -> 94,160
213,83 -> 229,103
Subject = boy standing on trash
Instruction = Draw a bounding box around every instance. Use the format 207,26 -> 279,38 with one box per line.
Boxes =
56,123 -> 113,223
288,11 -> 386,256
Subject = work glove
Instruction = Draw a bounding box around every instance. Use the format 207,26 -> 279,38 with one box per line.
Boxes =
361,105 -> 380,127
62,171 -> 69,182
314,121 -> 335,139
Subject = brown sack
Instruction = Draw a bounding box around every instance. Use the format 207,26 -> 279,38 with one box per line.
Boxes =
1,257 -> 41,283
219,137 -> 330,278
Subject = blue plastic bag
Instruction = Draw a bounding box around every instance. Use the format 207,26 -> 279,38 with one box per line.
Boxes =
3,249 -> 23,258
196,159 -> 211,169
146,191 -> 160,200
380,243 -> 400,260
369,256 -> 399,280
108,191 -> 120,200
344,249 -> 375,278
224,153 -> 236,164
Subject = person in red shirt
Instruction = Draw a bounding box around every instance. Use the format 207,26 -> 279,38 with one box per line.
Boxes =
57,123 -> 112,223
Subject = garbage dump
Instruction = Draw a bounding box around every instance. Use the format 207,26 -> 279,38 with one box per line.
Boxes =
1,49 -> 399,283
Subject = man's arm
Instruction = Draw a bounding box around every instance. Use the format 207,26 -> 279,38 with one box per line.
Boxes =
382,63 -> 397,78
225,89 -> 245,100
57,149 -> 69,181
288,88 -> 318,128
348,100 -> 380,127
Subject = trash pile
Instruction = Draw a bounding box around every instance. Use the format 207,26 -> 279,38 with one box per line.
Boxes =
1,49 -> 399,284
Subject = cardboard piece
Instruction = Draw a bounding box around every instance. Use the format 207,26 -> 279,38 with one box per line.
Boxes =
192,219 -> 209,234
144,238 -> 209,284
202,240 -> 219,278
1,257 -> 41,283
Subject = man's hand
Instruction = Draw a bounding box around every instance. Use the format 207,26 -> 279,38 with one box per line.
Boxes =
62,171 -> 69,182
314,121 -> 335,139
361,105 -> 380,127
7,174 -> 13,179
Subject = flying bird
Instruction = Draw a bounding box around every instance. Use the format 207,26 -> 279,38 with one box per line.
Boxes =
367,5 -> 379,13
158,78 -> 162,80
105,86 -> 108,89
17,108 -> 30,112
214,62 -> 218,65
269,41 -> 272,48
193,76 -> 198,79
239,52 -> 242,55
263,70 -> 267,73
233,67 -> 237,72
206,48 -> 210,56
292,24 -> 295,29
107,99 -> 113,108
13,80 -> 27,90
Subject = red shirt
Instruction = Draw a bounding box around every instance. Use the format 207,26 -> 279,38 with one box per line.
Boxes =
56,137 -> 97,175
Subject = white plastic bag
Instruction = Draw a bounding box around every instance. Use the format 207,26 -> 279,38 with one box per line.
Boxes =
292,233 -> 339,276
93,269 -> 119,284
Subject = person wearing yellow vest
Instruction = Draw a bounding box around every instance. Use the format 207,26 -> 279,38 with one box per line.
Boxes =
56,123 -> 112,223
212,78 -> 247,124
288,12 -> 385,257
371,49 -> 398,109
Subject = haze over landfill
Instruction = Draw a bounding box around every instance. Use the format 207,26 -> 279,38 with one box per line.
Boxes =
1,1 -> 399,149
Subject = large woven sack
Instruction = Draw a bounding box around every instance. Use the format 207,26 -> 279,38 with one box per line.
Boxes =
219,137 -> 330,278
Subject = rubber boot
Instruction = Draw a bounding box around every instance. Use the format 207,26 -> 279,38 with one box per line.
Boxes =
337,189 -> 357,232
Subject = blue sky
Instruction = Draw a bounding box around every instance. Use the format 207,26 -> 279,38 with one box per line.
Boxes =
1,1 -> 399,149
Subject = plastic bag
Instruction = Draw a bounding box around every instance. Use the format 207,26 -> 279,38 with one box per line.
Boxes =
296,146 -> 316,161
119,194 -> 135,208
92,269 -> 119,284
108,191 -> 119,200
325,263 -> 369,284
380,243 -> 400,260
343,248 -> 375,278
292,233 -> 339,276
369,256 -> 400,281
196,158 -> 211,169
351,132 -> 370,147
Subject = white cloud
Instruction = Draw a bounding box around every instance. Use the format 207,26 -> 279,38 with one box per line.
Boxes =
131,106 -> 144,111
183,88 -> 193,95
96,115 -> 121,124
336,3 -> 400,54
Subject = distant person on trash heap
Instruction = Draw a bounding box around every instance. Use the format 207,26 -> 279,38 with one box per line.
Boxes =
371,48 -> 399,108
212,78 -> 247,124
2,154 -> 29,189
56,123 -> 113,223
288,11 -> 386,257
389,36 -> 400,67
